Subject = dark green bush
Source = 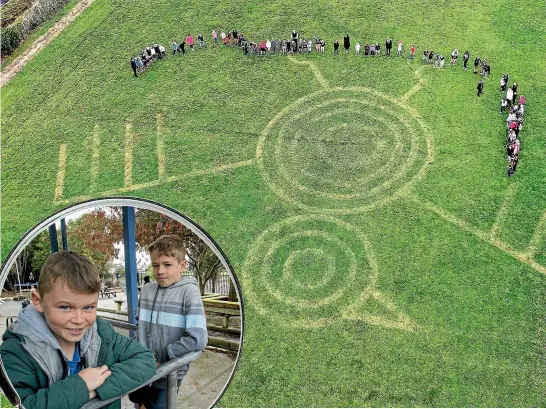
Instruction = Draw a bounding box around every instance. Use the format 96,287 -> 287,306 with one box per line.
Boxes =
1,25 -> 22,56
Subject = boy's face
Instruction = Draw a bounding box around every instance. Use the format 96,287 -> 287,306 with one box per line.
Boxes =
151,252 -> 187,288
31,281 -> 98,351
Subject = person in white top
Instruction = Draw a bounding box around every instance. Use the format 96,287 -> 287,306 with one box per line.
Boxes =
355,43 -> 360,55
397,40 -> 403,55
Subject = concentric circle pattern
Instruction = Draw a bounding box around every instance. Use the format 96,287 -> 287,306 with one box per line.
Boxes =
257,87 -> 432,214
242,215 -> 378,328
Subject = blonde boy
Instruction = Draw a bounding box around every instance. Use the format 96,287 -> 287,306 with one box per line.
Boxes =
130,234 -> 207,409
0,251 -> 156,409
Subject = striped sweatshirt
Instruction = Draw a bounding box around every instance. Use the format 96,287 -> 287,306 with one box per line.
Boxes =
137,276 -> 207,386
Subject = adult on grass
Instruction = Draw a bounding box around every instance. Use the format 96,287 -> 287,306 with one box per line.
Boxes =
130,57 -> 138,77
385,37 -> 392,56
344,34 -> 350,53
477,78 -> 484,96
449,48 -> 458,65
186,34 -> 195,51
463,50 -> 470,70
473,56 -> 481,74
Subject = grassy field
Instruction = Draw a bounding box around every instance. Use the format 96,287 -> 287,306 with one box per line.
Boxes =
2,0 -> 546,406
0,393 -> 15,408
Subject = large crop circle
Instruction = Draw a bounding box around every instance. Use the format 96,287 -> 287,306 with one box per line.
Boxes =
257,87 -> 432,214
242,214 -> 378,328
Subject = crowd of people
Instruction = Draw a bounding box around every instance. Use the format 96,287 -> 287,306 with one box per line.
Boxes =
130,44 -> 166,77
500,73 -> 526,177
129,29 -> 527,177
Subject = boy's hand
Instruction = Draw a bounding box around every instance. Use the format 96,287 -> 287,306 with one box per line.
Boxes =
78,365 -> 112,391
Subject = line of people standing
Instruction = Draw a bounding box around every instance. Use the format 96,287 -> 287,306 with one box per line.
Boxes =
500,74 -> 526,177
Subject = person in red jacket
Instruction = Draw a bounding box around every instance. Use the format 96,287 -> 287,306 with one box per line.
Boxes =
185,34 -> 194,51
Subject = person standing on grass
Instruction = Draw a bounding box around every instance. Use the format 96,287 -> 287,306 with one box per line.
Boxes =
410,44 -> 415,59
355,43 -> 360,55
171,41 -> 179,55
180,41 -> 186,55
449,48 -> 458,65
344,34 -> 350,53
333,40 -> 339,54
385,37 -> 392,56
477,79 -> 484,96
131,57 -> 138,77
500,98 -> 508,113
462,51 -> 470,70
186,34 -> 195,51
397,40 -> 403,55
500,76 -> 506,91
212,29 -> 218,44
473,56 -> 480,73
511,83 -> 518,105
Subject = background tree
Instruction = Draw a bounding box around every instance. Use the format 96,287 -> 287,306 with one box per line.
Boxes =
67,209 -> 123,279
186,239 -> 226,296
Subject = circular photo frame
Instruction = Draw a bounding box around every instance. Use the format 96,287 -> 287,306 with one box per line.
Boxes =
0,197 -> 243,409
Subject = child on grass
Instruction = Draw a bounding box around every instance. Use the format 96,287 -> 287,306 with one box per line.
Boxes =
0,251 -> 156,409
129,234 -> 207,409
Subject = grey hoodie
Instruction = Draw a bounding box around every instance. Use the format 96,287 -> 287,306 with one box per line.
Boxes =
137,276 -> 207,388
9,305 -> 101,386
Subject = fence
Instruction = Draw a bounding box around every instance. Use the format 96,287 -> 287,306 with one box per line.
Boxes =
183,272 -> 231,295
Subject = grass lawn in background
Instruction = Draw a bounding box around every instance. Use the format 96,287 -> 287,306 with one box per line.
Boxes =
1,0 -> 546,406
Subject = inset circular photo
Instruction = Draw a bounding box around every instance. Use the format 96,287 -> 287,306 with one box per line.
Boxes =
0,197 -> 243,409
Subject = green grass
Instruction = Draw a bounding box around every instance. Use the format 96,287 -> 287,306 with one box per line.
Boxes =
0,393 -> 15,408
2,0 -> 546,406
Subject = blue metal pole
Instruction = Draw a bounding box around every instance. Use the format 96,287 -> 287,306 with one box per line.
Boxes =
60,218 -> 68,250
122,206 -> 139,338
48,224 -> 59,253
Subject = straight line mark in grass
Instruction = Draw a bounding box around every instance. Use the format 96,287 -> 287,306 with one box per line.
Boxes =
405,193 -> 546,276
490,182 -> 518,240
90,124 -> 100,192
525,209 -> 546,259
124,121 -> 133,187
363,292 -> 417,332
287,56 -> 329,88
54,144 -> 67,202
400,83 -> 422,103
156,112 -> 166,180
399,66 -> 427,103
53,159 -> 256,205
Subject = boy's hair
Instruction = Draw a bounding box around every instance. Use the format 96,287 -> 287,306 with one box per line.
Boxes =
38,251 -> 101,297
148,234 -> 186,262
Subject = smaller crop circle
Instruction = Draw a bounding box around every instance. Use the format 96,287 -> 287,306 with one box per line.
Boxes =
242,214 -> 379,328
